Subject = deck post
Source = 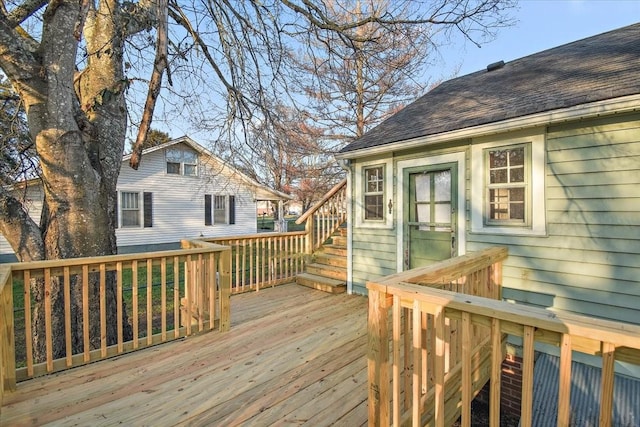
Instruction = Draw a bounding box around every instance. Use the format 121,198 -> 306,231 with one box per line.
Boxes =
368,285 -> 390,427
0,266 -> 16,399
304,216 -> 314,255
218,248 -> 232,332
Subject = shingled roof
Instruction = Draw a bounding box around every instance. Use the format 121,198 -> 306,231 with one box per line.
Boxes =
340,22 -> 640,154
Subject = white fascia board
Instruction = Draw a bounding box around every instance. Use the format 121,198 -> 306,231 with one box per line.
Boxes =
336,94 -> 640,160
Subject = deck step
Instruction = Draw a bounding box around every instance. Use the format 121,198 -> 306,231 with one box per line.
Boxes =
321,244 -> 347,257
314,252 -> 347,268
306,263 -> 347,281
296,272 -> 346,294
331,235 -> 347,247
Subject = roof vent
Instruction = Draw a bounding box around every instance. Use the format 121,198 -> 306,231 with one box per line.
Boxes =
486,60 -> 505,72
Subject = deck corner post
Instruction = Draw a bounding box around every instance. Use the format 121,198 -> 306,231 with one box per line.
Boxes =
0,267 -> 17,399
368,287 -> 390,427
218,248 -> 232,332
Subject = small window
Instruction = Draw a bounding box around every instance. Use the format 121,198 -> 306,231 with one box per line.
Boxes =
214,195 -> 226,224
166,147 -> 198,176
121,192 -> 140,227
364,165 -> 384,220
485,144 -> 529,226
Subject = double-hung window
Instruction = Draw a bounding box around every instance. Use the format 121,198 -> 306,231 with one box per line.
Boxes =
471,131 -> 545,236
121,192 -> 140,227
166,147 -> 198,176
364,165 -> 385,220
119,191 -> 153,228
205,194 -> 236,225
485,144 -> 528,226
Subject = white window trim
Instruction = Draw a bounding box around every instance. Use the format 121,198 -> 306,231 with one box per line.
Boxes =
119,191 -> 141,228
471,131 -> 546,236
354,158 -> 393,229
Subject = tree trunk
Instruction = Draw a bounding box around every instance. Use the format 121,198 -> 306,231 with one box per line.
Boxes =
1,0 -> 133,362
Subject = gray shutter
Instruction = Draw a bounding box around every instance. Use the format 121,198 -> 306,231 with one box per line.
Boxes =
205,194 -> 212,225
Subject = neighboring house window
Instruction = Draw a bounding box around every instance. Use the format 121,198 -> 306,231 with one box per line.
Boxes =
214,195 -> 226,224
485,144 -> 528,226
205,195 -> 236,225
166,147 -> 198,176
364,165 -> 384,220
121,192 -> 140,227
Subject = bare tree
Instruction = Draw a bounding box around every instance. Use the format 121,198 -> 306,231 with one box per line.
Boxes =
0,0 -> 514,361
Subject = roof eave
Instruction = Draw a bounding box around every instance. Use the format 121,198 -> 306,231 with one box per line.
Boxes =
336,94 -> 640,160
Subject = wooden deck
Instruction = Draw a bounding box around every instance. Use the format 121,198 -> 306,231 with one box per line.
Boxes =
1,284 -> 368,426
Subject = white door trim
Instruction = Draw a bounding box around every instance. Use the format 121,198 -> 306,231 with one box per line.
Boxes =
396,152 -> 466,273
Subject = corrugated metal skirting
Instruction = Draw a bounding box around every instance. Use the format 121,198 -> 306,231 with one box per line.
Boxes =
531,353 -> 640,426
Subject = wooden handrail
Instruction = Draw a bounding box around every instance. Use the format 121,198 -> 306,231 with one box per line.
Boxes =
295,179 -> 346,225
0,239 -> 231,391
367,247 -> 640,426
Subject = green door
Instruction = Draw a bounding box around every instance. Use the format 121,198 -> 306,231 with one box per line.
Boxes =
404,165 -> 457,269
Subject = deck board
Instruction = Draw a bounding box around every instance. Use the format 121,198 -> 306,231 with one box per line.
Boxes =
1,284 -> 369,426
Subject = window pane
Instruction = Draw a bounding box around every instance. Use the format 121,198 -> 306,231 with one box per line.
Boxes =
416,203 -> 430,223
414,175 -> 430,202
510,187 -> 525,202
166,148 -> 182,162
510,167 -> 524,183
435,203 -> 450,224
365,167 -> 383,193
122,211 -> 139,227
184,164 -> 197,176
364,194 -> 383,220
511,202 -> 525,220
489,150 -> 508,168
167,162 -> 180,174
509,148 -> 525,166
434,170 -> 451,202
214,195 -> 226,224
183,151 -> 197,163
490,169 -> 507,184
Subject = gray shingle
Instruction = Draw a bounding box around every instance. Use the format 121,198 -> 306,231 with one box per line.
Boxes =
340,23 -> 640,154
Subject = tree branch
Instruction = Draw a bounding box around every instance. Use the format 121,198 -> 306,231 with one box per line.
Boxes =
5,0 -> 48,27
129,0 -> 168,169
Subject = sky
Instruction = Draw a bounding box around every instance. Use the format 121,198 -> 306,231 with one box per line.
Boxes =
436,0 -> 640,77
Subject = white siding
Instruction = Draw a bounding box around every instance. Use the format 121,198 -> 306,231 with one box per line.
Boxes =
0,184 -> 43,261
1,141 -> 269,260
116,144 -> 259,247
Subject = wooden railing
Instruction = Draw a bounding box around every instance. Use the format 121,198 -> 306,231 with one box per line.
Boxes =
203,231 -> 307,294
296,179 -> 347,252
0,240 -> 231,394
367,247 -> 640,427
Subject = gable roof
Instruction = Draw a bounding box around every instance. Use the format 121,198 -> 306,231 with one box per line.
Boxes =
123,136 -> 292,201
339,23 -> 640,157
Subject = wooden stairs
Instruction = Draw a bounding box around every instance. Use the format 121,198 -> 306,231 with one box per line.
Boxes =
295,227 -> 347,294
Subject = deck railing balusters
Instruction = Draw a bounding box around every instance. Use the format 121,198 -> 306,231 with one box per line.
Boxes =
367,247 -> 640,426
1,241 -> 231,387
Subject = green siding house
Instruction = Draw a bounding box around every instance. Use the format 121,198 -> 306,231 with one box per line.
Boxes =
336,23 -> 640,328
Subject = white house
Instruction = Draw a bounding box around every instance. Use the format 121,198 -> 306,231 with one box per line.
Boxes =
0,136 -> 291,261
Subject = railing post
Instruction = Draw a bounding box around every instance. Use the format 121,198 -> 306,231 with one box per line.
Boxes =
218,247 -> 232,332
368,285 -> 390,427
0,266 -> 16,400
305,216 -> 314,255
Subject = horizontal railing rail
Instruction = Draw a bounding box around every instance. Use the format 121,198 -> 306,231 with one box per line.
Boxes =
295,179 -> 347,252
0,240 -> 231,393
367,247 -> 640,427
203,231 -> 307,294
